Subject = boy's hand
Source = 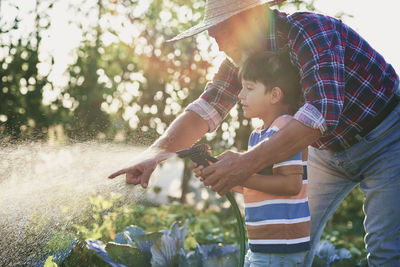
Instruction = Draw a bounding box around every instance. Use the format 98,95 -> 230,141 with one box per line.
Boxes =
192,163 -> 207,182
192,163 -> 203,179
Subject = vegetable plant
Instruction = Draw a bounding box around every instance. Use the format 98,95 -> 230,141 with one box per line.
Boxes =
86,220 -> 240,267
315,241 -> 351,267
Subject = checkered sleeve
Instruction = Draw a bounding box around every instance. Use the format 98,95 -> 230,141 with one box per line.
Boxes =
288,15 -> 345,134
185,58 -> 242,132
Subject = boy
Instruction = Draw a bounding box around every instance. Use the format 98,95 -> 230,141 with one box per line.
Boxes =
194,49 -> 310,266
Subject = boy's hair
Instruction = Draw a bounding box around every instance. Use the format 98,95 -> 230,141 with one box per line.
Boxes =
238,48 -> 303,114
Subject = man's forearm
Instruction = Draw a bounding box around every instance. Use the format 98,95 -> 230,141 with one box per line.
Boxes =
242,119 -> 321,175
150,110 -> 209,153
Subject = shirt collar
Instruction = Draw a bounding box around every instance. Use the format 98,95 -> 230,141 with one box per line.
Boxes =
265,6 -> 277,51
265,8 -> 290,51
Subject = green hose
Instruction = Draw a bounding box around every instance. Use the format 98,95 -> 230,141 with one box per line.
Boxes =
226,192 -> 246,267
175,144 -> 246,266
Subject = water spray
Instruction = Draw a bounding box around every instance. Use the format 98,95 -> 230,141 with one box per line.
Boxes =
0,142 -> 145,265
176,144 -> 246,267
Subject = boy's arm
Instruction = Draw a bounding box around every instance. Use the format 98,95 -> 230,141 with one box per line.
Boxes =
231,185 -> 244,194
241,165 -> 303,196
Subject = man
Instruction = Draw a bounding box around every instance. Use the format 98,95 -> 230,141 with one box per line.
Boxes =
109,0 -> 400,266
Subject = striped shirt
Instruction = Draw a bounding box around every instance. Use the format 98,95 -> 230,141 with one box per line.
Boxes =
186,7 -> 399,151
242,115 -> 310,253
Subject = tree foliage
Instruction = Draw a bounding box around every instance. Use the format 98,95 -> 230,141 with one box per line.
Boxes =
0,1 -> 56,140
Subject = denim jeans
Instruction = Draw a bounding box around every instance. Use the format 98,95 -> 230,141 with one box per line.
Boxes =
244,250 -> 307,267
304,86 -> 400,266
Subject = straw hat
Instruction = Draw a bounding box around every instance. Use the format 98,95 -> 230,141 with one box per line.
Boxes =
166,0 -> 285,42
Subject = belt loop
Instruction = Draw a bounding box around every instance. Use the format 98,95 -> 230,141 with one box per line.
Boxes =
355,134 -> 363,142
395,79 -> 400,96
340,140 -> 351,150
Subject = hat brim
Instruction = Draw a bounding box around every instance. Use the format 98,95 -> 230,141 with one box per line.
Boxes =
165,14 -> 230,43
165,0 -> 270,42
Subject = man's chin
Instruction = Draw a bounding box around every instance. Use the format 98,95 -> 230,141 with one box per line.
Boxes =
224,51 -> 243,66
224,54 -> 238,66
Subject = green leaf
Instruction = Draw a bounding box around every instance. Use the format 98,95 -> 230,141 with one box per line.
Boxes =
44,232 -> 75,252
106,242 -> 151,267
44,256 -> 58,267
350,247 -> 362,257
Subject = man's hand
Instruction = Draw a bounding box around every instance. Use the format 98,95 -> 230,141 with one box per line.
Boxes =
195,120 -> 322,196
108,158 -> 157,188
201,150 -> 252,195
108,111 -> 209,189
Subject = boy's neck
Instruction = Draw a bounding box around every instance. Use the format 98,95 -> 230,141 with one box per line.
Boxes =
260,106 -> 290,129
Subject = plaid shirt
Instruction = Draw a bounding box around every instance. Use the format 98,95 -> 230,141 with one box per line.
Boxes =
186,8 -> 399,150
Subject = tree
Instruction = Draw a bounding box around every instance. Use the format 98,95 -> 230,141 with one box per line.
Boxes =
0,1 -> 56,141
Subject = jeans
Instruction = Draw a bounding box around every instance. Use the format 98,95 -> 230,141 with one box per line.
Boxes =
304,87 -> 400,266
244,250 -> 307,267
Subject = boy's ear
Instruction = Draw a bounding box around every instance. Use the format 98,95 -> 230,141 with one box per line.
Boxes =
270,87 -> 284,104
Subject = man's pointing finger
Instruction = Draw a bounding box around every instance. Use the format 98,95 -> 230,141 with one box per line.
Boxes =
108,168 -> 127,179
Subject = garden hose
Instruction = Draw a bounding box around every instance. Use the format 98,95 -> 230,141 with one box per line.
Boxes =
225,191 -> 246,267
176,144 -> 246,267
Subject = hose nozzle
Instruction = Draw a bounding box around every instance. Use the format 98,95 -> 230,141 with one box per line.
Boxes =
176,144 -> 217,167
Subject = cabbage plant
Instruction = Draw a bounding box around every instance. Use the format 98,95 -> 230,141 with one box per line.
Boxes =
315,241 -> 352,267
86,220 -> 240,267
17,232 -> 75,267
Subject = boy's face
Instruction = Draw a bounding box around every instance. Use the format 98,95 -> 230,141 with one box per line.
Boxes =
238,79 -> 272,119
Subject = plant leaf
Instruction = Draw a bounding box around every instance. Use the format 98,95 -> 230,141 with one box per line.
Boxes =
134,231 -> 163,256
150,235 -> 179,267
168,221 -> 180,238
106,242 -> 151,267
42,232 -> 76,265
316,241 -> 336,263
15,233 -> 76,267
114,231 -> 134,246
178,248 -> 197,267
122,225 -> 147,241
86,239 -> 126,267
336,248 -> 352,260
49,238 -> 76,265
44,256 -> 58,267
194,244 -> 239,267
186,244 -> 205,267
168,220 -> 188,249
